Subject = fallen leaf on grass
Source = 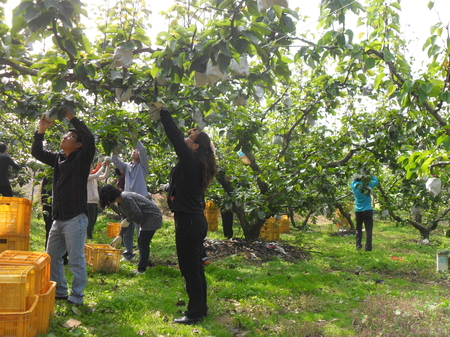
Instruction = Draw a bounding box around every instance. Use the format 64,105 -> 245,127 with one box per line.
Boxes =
63,318 -> 81,329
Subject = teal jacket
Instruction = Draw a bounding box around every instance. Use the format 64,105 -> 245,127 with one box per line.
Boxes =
350,175 -> 378,212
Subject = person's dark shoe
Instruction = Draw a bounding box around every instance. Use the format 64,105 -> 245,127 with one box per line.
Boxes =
67,299 -> 83,306
173,315 -> 203,325
55,296 -> 68,300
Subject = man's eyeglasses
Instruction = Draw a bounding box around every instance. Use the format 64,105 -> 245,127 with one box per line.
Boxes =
64,133 -> 78,141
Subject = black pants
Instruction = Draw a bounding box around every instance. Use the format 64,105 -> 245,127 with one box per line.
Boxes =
221,210 -> 233,239
137,230 -> 156,272
0,185 -> 13,197
355,210 -> 374,251
174,212 -> 208,319
86,203 -> 98,239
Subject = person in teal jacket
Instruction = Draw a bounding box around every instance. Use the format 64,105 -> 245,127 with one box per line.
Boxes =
351,174 -> 379,251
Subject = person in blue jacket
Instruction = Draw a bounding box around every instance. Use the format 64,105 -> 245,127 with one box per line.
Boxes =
350,174 -> 379,251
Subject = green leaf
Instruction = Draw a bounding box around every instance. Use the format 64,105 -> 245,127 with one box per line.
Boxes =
57,1 -> 74,20
64,39 -> 78,57
374,73 -> 385,90
419,82 -> 434,94
44,0 -> 59,10
80,35 -> 91,53
336,33 -> 345,48
232,38 -> 249,54
28,12 -> 54,32
441,91 -> 450,103
53,79 -> 67,92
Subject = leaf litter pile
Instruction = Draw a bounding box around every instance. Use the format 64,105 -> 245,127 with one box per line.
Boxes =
204,238 -> 310,263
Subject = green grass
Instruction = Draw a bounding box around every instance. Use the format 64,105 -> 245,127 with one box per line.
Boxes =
29,211 -> 450,336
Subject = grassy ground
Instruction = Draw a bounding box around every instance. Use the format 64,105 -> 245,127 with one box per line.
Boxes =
29,211 -> 450,337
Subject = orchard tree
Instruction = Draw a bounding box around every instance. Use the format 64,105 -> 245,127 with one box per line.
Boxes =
0,0 -> 449,239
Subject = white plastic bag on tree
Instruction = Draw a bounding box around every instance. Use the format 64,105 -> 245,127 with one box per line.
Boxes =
230,57 -> 249,76
257,0 -> 289,11
195,61 -> 229,87
233,95 -> 248,107
426,176 -> 441,197
110,46 -> 133,69
115,88 -> 131,102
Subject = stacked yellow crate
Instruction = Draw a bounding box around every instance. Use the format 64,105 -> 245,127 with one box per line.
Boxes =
0,250 -> 55,336
259,217 -> 280,241
0,197 -> 32,253
0,265 -> 38,337
204,201 -> 219,231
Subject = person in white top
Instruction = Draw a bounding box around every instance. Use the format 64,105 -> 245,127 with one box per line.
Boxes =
87,160 -> 111,239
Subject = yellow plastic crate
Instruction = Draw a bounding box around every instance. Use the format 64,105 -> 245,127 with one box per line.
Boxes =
204,201 -> 219,231
85,244 -> 122,273
207,221 -> 218,232
0,234 -> 30,253
259,217 -> 280,241
36,281 -> 56,335
0,265 -> 36,312
0,197 -> 32,235
0,250 -> 50,294
0,295 -> 38,337
107,223 -> 121,238
277,215 -> 290,233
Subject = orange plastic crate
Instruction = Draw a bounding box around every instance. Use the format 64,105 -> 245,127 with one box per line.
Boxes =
85,244 -> 122,273
0,250 -> 50,294
0,234 -> 30,253
0,197 -> 32,235
0,265 -> 36,312
36,281 -> 56,335
0,295 -> 38,337
107,222 -> 121,238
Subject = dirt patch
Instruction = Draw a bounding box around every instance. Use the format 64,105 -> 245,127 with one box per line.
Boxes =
204,238 -> 310,263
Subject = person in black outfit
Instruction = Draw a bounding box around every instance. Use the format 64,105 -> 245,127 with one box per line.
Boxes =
221,209 -> 234,239
157,107 -> 217,325
0,142 -> 20,197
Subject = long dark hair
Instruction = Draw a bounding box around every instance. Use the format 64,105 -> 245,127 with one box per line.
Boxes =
99,184 -> 122,208
190,129 -> 217,192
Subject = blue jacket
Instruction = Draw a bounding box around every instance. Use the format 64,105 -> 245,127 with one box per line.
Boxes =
351,175 -> 378,212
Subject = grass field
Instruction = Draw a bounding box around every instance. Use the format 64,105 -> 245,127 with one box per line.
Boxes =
29,211 -> 450,336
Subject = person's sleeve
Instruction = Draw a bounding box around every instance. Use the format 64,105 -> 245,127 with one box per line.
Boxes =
98,164 -> 110,181
70,117 -> 96,163
136,140 -> 149,175
31,132 -> 57,167
112,154 -> 127,172
160,110 -> 196,162
123,196 -> 144,224
369,175 -> 379,188
7,157 -> 20,170
88,165 -> 104,181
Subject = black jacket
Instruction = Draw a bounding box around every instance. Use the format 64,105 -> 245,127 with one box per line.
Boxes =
160,110 -> 205,214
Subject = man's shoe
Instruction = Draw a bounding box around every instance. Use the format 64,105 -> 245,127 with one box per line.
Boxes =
133,270 -> 145,275
121,256 -> 134,262
67,299 -> 83,306
173,316 -> 203,325
55,296 -> 68,300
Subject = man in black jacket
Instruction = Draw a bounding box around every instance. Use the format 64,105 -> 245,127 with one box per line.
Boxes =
32,109 -> 95,306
